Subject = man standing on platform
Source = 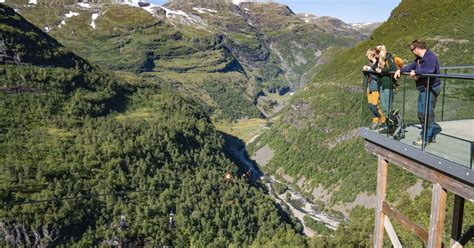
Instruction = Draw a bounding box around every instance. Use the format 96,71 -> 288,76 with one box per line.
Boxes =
394,39 -> 442,146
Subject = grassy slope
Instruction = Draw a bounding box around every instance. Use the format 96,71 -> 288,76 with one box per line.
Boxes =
11,1 -> 366,122
249,0 -> 474,239
12,3 -> 263,121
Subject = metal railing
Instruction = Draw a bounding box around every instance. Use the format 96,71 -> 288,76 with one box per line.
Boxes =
362,66 -> 474,169
439,66 -> 474,121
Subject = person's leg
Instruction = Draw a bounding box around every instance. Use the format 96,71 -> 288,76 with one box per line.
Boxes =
377,98 -> 386,125
380,88 -> 390,117
417,90 -> 425,138
368,91 -> 381,128
426,90 -> 438,142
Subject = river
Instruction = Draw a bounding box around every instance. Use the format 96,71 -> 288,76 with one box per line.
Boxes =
229,142 -> 341,237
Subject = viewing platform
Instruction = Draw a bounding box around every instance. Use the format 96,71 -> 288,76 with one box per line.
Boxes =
359,66 -> 473,248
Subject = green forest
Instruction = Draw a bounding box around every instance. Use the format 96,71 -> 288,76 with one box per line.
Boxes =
0,63 -> 310,246
1,0 -> 474,247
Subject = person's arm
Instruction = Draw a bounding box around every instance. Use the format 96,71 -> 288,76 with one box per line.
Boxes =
394,59 -> 416,79
370,61 -> 378,70
415,54 -> 437,75
400,61 -> 416,73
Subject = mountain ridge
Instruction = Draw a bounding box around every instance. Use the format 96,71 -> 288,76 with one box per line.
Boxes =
5,0 -> 366,120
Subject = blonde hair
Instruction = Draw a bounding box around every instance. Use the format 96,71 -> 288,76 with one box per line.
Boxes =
376,45 -> 387,69
366,48 -> 377,60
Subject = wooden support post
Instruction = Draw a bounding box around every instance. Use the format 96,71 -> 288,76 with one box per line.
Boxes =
450,195 -> 465,247
428,183 -> 447,248
384,216 -> 402,248
374,156 -> 388,248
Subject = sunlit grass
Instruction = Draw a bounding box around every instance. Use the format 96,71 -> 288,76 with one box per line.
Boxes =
214,118 -> 268,143
115,108 -> 152,121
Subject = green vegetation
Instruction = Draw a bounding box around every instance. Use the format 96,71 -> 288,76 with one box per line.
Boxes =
0,77 -> 303,246
250,0 -> 474,246
3,1 -> 472,246
273,182 -> 288,195
203,80 -> 261,120
214,118 -> 267,143
0,8 -> 308,246
0,4 -> 88,68
303,216 -> 333,236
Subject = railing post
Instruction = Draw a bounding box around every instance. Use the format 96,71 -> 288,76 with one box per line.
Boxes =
402,77 -> 406,126
471,142 -> 473,169
441,69 -> 447,121
387,75 -> 393,138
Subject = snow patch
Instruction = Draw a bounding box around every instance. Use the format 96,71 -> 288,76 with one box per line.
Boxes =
351,22 -> 373,28
90,13 -> 99,29
120,2 -> 205,27
65,11 -> 80,18
233,0 -> 251,5
78,2 -> 91,8
192,7 -> 217,14
28,0 -> 37,4
58,11 -> 80,27
44,26 -> 50,32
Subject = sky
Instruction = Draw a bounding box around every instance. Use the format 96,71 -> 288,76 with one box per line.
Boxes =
149,0 -> 401,23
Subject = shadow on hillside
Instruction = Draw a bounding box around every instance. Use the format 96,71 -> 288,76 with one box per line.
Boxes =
218,130 -> 305,234
218,131 -> 263,179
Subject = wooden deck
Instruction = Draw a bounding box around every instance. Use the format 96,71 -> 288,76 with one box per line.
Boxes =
369,119 -> 473,168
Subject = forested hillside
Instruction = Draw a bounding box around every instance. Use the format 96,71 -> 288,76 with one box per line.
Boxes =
0,5 -> 309,246
249,0 -> 474,246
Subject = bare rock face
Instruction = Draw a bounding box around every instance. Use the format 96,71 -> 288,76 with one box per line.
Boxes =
0,221 -> 60,247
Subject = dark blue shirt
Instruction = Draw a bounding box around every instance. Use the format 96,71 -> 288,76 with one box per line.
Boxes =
401,49 -> 441,91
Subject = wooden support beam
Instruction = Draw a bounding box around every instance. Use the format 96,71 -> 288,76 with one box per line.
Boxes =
450,195 -> 465,246
374,156 -> 388,248
428,183 -> 447,248
364,141 -> 474,200
382,201 -> 429,243
384,216 -> 402,248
